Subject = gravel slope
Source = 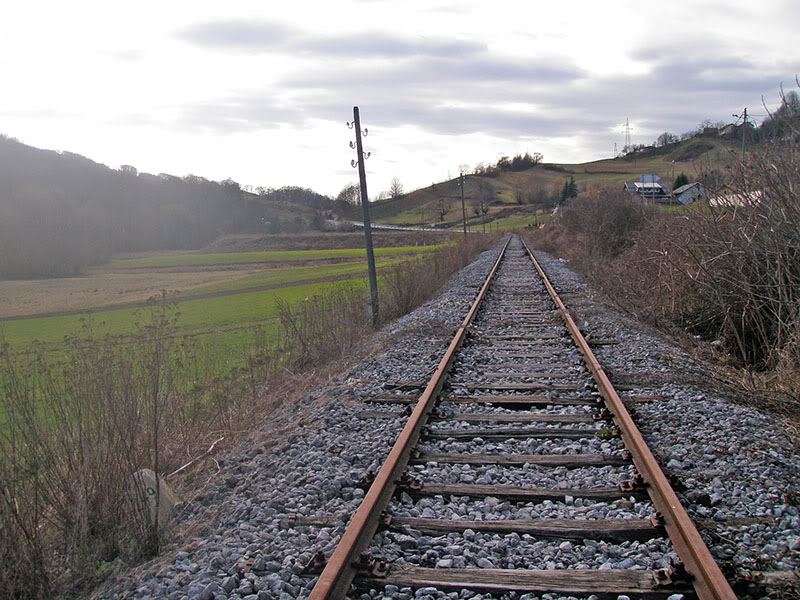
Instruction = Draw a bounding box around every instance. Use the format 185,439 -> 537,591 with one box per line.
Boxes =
96,238 -> 800,600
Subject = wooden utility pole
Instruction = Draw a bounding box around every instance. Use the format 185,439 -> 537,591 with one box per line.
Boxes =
733,107 -> 748,162
350,106 -> 379,326
459,172 -> 467,237
742,107 -> 747,161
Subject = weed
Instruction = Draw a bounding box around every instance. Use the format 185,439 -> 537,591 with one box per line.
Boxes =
0,234 -> 499,598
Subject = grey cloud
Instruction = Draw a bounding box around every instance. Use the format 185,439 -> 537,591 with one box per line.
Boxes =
173,19 -> 792,154
303,36 -> 485,59
178,21 -> 294,50
177,19 -> 485,58
280,54 -> 584,96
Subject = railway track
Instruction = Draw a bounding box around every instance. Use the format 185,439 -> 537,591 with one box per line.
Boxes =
308,236 -> 737,600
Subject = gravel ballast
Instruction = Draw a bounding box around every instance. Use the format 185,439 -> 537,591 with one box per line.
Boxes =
96,238 -> 800,600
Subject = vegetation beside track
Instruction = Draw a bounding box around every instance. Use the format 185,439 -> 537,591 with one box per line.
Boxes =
525,125 -> 800,416
0,233 -> 499,599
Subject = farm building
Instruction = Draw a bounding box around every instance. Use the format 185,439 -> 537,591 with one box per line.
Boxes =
623,178 -> 670,202
673,182 -> 706,204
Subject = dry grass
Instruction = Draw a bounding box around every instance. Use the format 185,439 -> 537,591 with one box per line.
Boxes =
0,269 -> 253,318
0,234 -> 499,599
527,174 -> 800,418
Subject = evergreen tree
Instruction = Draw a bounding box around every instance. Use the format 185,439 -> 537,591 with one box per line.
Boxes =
672,173 -> 690,190
560,176 -> 578,204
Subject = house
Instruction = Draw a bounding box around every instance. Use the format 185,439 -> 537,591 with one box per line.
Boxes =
623,179 -> 669,201
702,127 -> 720,136
673,182 -> 706,204
719,123 -> 739,138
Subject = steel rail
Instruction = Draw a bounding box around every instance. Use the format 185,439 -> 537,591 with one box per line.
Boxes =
521,238 -> 736,600
308,236 -> 512,600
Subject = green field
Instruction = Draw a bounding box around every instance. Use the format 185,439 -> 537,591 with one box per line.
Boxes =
171,258 -> 406,298
490,212 -> 553,231
1,278 -> 359,348
110,245 -> 440,268
1,241 -> 441,389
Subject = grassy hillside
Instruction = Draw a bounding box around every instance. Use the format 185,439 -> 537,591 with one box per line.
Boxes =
375,136 -> 738,229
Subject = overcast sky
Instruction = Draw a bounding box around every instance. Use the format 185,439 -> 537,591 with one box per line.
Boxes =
2,1 -> 798,197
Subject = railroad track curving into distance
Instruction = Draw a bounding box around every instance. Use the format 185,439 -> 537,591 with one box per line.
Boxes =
307,235 -> 736,600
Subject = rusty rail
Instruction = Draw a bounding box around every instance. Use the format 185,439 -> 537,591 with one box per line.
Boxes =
521,238 -> 736,600
308,237 -> 512,600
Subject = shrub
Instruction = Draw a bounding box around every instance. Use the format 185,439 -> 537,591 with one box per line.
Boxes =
0,305 -> 180,597
0,233 -> 502,597
526,89 -> 800,404
556,188 -> 649,259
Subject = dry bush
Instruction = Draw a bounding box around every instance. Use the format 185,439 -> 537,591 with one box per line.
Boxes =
616,103 -> 800,375
526,91 -> 800,405
274,234 -> 500,370
526,187 -> 651,276
0,234 -> 501,598
380,234 -> 500,321
0,305 -> 182,597
557,189 -> 649,259
275,283 -> 369,369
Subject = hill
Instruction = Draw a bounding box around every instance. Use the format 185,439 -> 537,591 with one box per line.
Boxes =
374,136 -> 739,229
0,135 -> 338,279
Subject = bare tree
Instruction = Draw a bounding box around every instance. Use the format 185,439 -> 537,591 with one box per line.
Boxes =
389,177 -> 403,198
336,183 -> 361,206
438,197 -> 451,222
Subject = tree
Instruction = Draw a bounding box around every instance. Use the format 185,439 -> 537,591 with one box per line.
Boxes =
656,132 -> 678,147
672,173 -> 689,190
336,183 -> 360,206
560,176 -> 578,204
471,200 -> 481,218
438,197 -> 451,222
389,176 -> 403,198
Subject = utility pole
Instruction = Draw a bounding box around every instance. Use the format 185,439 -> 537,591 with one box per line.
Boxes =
733,107 -> 748,161
348,106 -> 379,326
459,171 -> 467,238
742,107 -> 747,161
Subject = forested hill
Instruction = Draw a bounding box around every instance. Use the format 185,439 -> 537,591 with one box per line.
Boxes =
0,135 -> 336,279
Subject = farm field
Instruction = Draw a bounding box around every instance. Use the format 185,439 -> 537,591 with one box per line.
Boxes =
0,245 -> 439,320
109,244 -> 440,269
0,238 -> 440,383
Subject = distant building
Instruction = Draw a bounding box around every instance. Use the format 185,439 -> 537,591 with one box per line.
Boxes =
709,190 -> 764,207
702,127 -> 720,137
719,123 -> 739,138
623,178 -> 669,202
673,182 -> 706,204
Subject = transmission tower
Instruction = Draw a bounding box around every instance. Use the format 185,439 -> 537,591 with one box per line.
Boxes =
622,118 -> 632,152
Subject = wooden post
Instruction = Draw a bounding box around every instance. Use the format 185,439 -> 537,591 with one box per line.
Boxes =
460,172 -> 467,238
352,106 -> 379,326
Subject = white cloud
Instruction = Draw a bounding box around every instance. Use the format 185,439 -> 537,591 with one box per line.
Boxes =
0,0 -> 798,196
